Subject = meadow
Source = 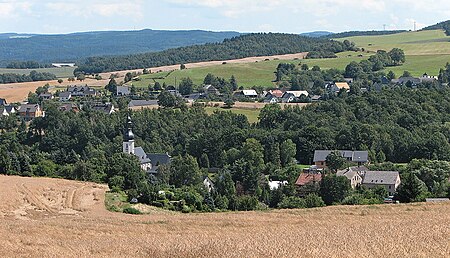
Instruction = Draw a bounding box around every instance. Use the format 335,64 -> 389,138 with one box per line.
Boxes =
204,107 -> 261,124
132,29 -> 450,89
0,67 -> 76,78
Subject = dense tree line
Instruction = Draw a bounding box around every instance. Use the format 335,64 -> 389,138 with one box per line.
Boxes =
74,33 -> 356,74
6,61 -> 51,69
0,70 -> 57,84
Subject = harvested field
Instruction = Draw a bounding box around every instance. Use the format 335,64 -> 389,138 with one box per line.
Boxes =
0,175 -> 449,257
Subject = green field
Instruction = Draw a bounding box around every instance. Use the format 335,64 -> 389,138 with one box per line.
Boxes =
132,52 -> 370,89
0,67 -> 76,78
204,107 -> 260,123
131,29 -> 450,88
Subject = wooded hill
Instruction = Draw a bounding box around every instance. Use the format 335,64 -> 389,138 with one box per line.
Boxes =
0,30 -> 240,67
422,20 -> 450,35
75,33 -> 355,74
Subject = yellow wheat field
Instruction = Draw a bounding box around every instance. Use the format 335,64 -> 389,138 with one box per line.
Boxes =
0,175 -> 448,257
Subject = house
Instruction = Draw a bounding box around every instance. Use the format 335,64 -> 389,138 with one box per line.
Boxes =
392,77 -> 421,86
362,171 -> 400,196
203,176 -> 215,192
0,98 -> 7,106
204,85 -> 219,96
237,89 -> 258,98
310,95 -> 321,102
268,180 -> 288,190
313,150 -> 369,169
263,93 -> 279,104
123,116 -> 171,173
92,103 -> 115,115
116,86 -> 130,96
185,93 -> 205,102
59,103 -> 79,113
67,85 -> 97,97
39,93 -> 54,100
0,105 -> 16,116
419,73 -> 437,83
18,104 -> 44,121
286,91 -> 309,98
295,172 -> 322,196
268,89 -> 284,98
281,92 -> 296,103
325,82 -> 350,93
52,63 -> 76,68
337,166 -> 367,189
59,91 -> 72,102
128,99 -> 159,109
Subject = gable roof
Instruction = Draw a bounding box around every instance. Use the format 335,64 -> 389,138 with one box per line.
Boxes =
18,104 -> 40,113
335,82 -> 350,89
313,150 -> 369,163
128,99 -> 158,107
134,147 -> 152,164
362,171 -> 399,185
147,153 -> 171,167
337,166 -> 367,180
59,91 -> 72,98
295,173 -> 322,186
241,90 -> 258,96
281,92 -> 295,100
269,90 -> 284,98
286,91 -> 309,98
0,98 -> 7,106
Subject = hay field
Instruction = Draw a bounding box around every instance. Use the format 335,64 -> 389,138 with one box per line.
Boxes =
0,175 -> 449,257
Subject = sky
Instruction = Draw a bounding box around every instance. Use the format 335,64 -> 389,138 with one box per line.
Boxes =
1,0 -> 450,34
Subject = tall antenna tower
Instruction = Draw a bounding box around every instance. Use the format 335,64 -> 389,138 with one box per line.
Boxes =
414,21 -> 417,31
383,24 -> 386,31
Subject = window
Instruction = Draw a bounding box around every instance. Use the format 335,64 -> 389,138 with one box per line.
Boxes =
389,186 -> 391,189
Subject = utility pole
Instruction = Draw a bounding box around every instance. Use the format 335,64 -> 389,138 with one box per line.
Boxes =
383,24 -> 386,31
414,21 -> 417,32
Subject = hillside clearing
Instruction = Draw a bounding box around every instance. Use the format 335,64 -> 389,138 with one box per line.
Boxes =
0,175 -> 449,257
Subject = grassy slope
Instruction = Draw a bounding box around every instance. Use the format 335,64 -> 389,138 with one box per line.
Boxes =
132,30 -> 450,89
0,67 -> 76,78
340,30 -> 450,76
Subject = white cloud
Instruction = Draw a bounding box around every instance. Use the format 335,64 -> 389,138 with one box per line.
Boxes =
0,1 -> 33,18
45,0 -> 143,19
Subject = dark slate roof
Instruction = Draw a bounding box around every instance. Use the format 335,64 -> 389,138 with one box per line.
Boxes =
134,147 -> 152,164
313,150 -> 369,162
18,104 -> 39,113
4,105 -> 16,113
59,91 -> 72,98
147,153 -> 171,167
0,98 -> 7,106
362,171 -> 399,185
128,100 -> 158,107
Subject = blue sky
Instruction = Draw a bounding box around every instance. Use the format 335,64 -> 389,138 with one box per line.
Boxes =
1,0 -> 449,34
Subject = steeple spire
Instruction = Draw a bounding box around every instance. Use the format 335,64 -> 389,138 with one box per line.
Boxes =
123,115 -> 135,141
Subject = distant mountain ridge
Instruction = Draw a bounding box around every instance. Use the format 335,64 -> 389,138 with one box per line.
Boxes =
300,31 -> 334,37
0,29 -> 241,67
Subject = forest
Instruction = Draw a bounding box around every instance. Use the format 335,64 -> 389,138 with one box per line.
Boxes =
0,70 -> 57,84
74,33 -> 356,74
1,85 -> 450,211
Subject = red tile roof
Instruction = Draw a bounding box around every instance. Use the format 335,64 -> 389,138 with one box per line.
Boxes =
295,173 -> 322,186
270,90 -> 284,98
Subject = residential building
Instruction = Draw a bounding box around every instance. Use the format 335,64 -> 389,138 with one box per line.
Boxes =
268,89 -> 284,98
59,103 -> 79,113
362,171 -> 401,196
286,91 -> 309,98
18,104 -> 44,121
325,82 -> 350,93
39,93 -> 54,100
268,180 -> 288,190
66,85 -> 97,97
263,93 -> 279,104
281,92 -> 296,103
59,91 -> 72,102
337,166 -> 367,189
204,85 -> 219,96
391,77 -> 421,86
203,176 -> 215,192
0,98 -> 7,106
235,89 -> 258,99
128,99 -> 159,109
116,86 -> 130,96
92,103 -> 115,115
122,116 -> 171,173
0,105 -> 16,116
295,171 -> 322,196
313,150 -> 369,169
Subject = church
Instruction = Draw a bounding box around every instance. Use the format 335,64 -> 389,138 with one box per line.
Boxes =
123,116 -> 171,173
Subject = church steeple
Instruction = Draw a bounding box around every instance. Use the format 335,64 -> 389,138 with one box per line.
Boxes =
123,115 -> 135,154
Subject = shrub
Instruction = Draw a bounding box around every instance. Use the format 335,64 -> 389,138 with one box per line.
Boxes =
235,195 -> 259,211
123,207 -> 141,215
304,194 -> 325,208
278,196 -> 306,209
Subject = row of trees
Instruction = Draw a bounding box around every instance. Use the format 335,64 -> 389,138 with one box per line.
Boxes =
0,70 -> 57,84
74,33 -> 356,74
6,61 -> 51,69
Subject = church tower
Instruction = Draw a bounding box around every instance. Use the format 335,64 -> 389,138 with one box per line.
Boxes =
123,115 -> 135,155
